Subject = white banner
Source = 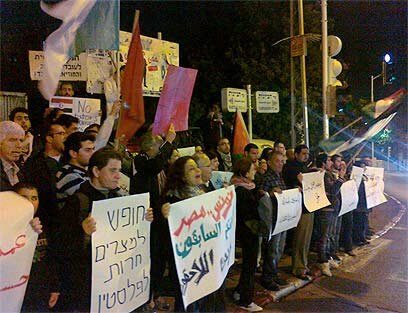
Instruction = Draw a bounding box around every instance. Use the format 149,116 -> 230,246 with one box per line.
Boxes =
272,188 -> 302,235
91,194 -> 151,313
210,171 -> 234,189
0,192 -> 38,313
339,180 -> 359,216
350,166 -> 364,189
49,96 -> 101,131
29,50 -> 87,81
120,31 -> 179,97
168,186 -> 236,309
364,167 -> 387,209
302,171 -> 331,212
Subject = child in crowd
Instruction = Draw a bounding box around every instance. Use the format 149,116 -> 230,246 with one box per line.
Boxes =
13,182 -> 60,312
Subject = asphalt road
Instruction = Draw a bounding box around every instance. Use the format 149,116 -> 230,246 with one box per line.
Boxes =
263,172 -> 408,313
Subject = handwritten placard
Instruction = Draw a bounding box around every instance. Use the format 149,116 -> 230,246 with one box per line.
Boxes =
210,171 -> 234,189
0,192 -> 38,313
350,166 -> 364,189
364,167 -> 387,209
178,147 -> 196,157
301,171 -> 331,212
91,194 -> 151,313
272,188 -> 302,235
50,96 -> 101,131
168,186 -> 236,309
339,180 -> 359,216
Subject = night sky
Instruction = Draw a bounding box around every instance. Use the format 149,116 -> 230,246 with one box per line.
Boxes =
1,0 -> 406,106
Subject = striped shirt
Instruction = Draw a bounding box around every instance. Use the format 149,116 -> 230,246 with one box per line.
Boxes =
56,164 -> 89,209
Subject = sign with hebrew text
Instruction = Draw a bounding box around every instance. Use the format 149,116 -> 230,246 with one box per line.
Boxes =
301,171 -> 331,212
168,186 -> 236,309
91,194 -> 151,313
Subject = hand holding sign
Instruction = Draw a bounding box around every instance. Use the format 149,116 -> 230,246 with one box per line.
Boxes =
166,123 -> 176,144
82,214 -> 96,235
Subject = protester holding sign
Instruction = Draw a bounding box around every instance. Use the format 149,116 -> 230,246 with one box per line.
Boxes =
52,148 -> 153,311
282,144 -> 316,280
314,154 -> 343,276
230,158 -> 263,312
261,151 -> 289,290
162,156 -> 227,312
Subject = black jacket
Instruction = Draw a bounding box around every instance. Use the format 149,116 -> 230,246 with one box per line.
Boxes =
0,161 -> 24,191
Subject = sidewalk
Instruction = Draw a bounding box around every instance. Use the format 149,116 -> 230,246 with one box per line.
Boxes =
224,194 -> 406,312
153,195 -> 406,312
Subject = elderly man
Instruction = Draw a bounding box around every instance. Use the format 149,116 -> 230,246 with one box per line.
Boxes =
0,121 -> 25,190
261,151 -> 289,290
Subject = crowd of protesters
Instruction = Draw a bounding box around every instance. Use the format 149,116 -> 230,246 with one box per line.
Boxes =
0,82 -> 374,313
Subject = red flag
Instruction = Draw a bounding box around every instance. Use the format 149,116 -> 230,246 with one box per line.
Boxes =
232,110 -> 250,155
116,17 -> 145,141
152,65 -> 198,135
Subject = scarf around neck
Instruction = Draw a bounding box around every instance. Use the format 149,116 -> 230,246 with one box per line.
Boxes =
230,175 -> 256,190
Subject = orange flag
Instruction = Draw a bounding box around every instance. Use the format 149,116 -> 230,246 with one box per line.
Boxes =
232,110 -> 250,155
116,15 -> 145,141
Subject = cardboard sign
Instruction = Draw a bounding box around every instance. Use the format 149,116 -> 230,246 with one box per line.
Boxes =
167,186 -> 236,309
0,192 -> 38,313
302,171 -> 331,212
91,194 -> 151,313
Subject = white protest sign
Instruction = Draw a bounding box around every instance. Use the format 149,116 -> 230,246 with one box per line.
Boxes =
50,96 -> 101,131
350,166 -> 364,189
210,171 -> 234,189
120,31 -> 180,97
29,50 -> 87,81
339,180 -> 359,216
0,192 -> 38,313
272,188 -> 302,235
87,49 -> 115,94
91,194 -> 151,313
364,167 -> 387,209
168,186 -> 236,309
301,171 -> 331,212
178,146 -> 196,157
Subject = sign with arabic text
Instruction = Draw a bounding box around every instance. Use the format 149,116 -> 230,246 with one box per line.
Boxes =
91,194 -> 151,313
364,167 -> 387,209
272,188 -> 302,235
210,171 -> 234,189
301,171 -> 331,212
168,186 -> 236,309
339,180 -> 359,216
0,192 -> 38,313
350,166 -> 364,189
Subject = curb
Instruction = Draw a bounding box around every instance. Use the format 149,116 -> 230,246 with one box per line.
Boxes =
262,193 -> 407,303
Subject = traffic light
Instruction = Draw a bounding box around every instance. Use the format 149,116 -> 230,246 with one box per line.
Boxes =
382,53 -> 396,85
327,36 -> 343,87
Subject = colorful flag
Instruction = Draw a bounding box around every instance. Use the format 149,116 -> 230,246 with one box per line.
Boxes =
116,15 -> 145,142
152,65 -> 198,135
39,0 -> 119,100
232,110 -> 250,155
320,88 -> 406,154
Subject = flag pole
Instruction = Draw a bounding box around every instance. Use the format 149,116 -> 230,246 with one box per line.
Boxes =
347,142 -> 367,168
115,9 -> 140,146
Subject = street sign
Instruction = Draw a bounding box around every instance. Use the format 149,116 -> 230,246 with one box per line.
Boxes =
255,91 -> 279,113
221,88 -> 248,112
291,36 -> 307,57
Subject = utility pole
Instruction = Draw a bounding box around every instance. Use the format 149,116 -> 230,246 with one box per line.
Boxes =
298,0 -> 309,147
246,84 -> 253,141
290,0 -> 296,147
322,0 -> 329,140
